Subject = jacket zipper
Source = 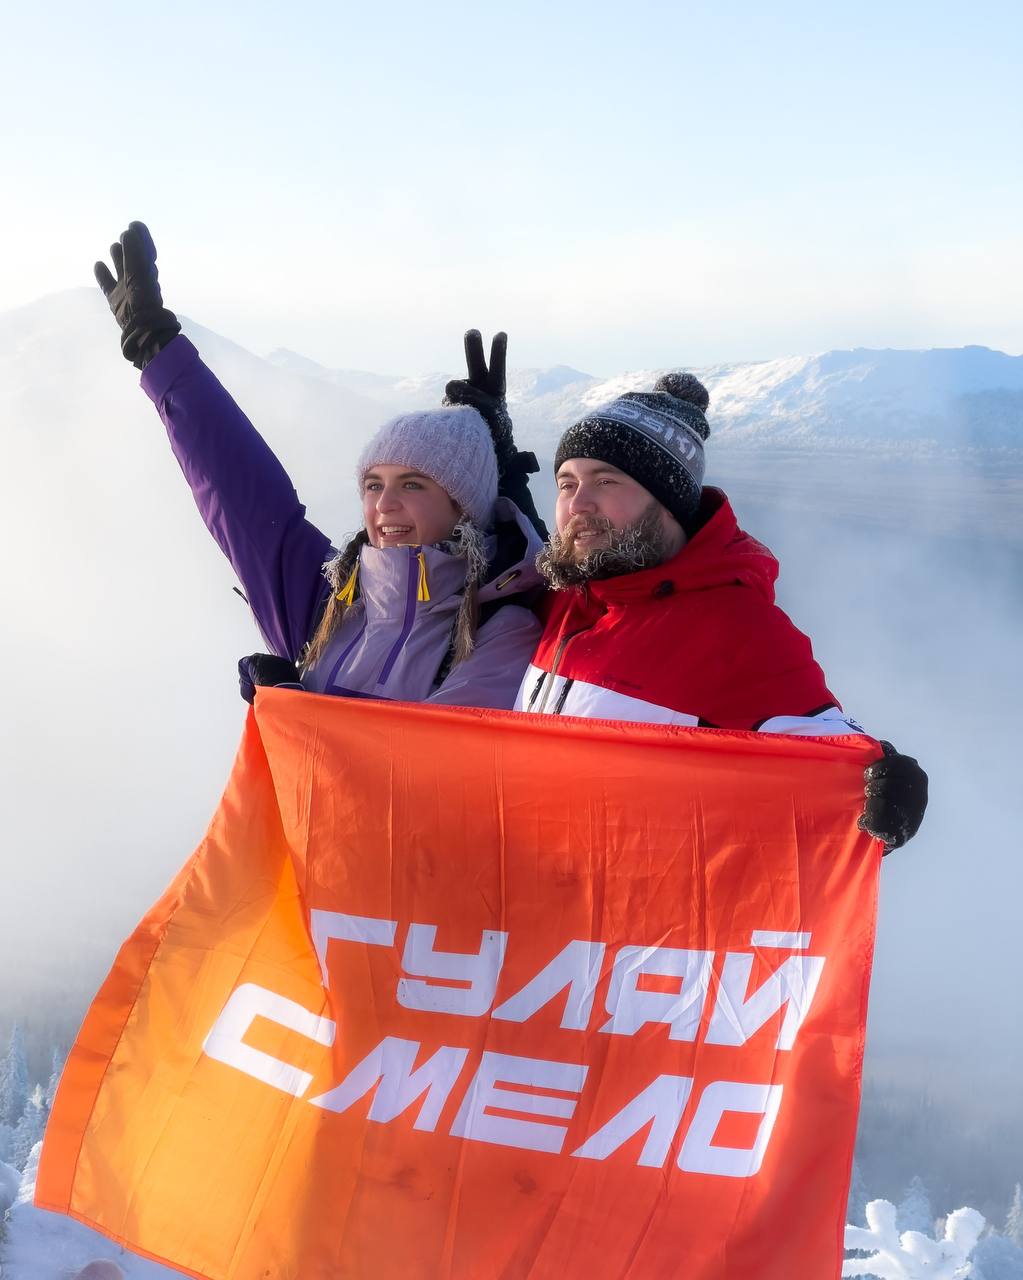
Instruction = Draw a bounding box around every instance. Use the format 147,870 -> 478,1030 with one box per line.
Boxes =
532,622 -> 595,714
551,677 -> 575,715
326,618 -> 368,689
377,545 -> 421,687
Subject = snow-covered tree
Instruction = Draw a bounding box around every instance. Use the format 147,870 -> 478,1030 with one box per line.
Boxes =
11,1086 -> 47,1170
17,1135 -> 41,1198
0,1119 -> 14,1164
971,1232 -> 1023,1280
844,1198 -> 985,1278
1007,1185 -> 1023,1249
0,1155 -> 20,1214
898,1175 -> 935,1234
0,1023 -> 29,1128
848,1159 -> 870,1229
44,1045 -> 65,1110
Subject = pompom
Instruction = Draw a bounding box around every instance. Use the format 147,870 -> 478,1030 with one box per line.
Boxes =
653,370 -> 710,413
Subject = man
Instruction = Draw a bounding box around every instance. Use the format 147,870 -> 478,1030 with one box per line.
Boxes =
508,369 -> 927,850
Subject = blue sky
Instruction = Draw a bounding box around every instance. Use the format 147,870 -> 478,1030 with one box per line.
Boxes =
1,0 -> 1020,373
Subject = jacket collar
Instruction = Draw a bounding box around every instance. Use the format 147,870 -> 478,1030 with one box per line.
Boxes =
357,543 -> 467,620
572,488 -> 780,606
353,496 -> 547,620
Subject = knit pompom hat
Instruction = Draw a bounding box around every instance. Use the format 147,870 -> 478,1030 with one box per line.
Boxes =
554,371 -> 711,530
356,405 -> 499,529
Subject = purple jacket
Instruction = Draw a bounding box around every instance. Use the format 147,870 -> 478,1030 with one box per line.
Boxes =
142,336 -> 543,709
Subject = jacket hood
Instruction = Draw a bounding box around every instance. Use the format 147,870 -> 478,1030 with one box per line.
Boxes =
585,488 -> 780,605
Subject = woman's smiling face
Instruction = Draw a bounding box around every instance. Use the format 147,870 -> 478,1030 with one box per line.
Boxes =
361,464 -> 461,548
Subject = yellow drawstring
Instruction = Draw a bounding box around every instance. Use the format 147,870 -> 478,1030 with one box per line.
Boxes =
335,564 -> 359,605
338,554 -> 429,604
417,551 -> 430,603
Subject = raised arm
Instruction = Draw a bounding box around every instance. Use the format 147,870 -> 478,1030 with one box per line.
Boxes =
96,223 -> 331,661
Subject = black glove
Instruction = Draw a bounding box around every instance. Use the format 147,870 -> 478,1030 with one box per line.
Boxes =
94,221 -> 181,370
858,741 -> 928,853
238,653 -> 302,705
444,329 -> 515,461
444,329 -> 548,539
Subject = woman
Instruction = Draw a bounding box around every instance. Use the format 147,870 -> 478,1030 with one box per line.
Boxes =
94,222 -> 543,709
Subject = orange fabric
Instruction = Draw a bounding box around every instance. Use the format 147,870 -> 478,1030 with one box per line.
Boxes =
37,691 -> 882,1280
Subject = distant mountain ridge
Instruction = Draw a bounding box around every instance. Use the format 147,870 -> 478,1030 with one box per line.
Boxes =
3,290 -> 1021,458
270,342 -> 1023,456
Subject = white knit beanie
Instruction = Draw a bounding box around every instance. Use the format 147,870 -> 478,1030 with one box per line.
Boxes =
355,405 -> 499,528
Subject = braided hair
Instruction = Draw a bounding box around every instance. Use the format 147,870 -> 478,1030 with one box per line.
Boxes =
299,529 -> 370,673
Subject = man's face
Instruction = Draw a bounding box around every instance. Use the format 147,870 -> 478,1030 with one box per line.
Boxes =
538,458 -> 686,589
554,459 -> 684,562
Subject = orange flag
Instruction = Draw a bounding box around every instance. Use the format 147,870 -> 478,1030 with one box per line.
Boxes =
37,691 -> 881,1280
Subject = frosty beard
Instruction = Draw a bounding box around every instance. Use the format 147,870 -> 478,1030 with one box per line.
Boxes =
537,503 -> 674,589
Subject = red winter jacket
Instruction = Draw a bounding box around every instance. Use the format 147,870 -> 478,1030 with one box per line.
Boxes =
515,489 -> 861,735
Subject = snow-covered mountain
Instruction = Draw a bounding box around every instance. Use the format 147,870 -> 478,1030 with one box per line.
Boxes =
270,341 -> 1023,456
691,346 -> 1023,452
3,287 -> 1021,564
7,289 -> 1020,473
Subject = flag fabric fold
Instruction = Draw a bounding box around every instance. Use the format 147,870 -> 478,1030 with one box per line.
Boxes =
37,691 -> 881,1280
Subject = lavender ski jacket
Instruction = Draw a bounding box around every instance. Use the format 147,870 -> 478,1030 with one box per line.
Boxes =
141,336 -> 544,709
